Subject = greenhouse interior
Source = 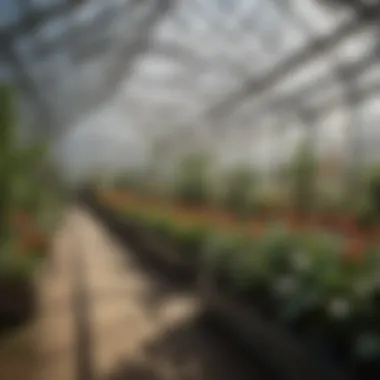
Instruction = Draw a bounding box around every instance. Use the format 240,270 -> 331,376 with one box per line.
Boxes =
1,1 -> 380,379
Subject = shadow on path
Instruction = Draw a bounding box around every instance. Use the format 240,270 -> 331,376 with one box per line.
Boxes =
105,315 -> 275,380
72,233 -> 94,380
79,202 -> 277,380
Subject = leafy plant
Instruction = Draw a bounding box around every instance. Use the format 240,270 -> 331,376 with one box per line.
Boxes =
220,165 -> 256,217
254,189 -> 288,216
365,167 -> 380,220
174,222 -> 213,258
290,140 -> 317,215
0,239 -> 40,282
173,153 -> 212,205
352,196 -> 378,229
0,85 -> 50,279
259,225 -> 297,274
201,219 -> 380,362
123,205 -> 211,258
100,173 -> 380,364
0,86 -> 48,239
202,230 -> 251,282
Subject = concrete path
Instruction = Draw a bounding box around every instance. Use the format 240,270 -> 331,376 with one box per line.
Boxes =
0,207 -> 269,380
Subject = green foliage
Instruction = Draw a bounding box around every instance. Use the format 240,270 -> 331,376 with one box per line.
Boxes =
220,166 -> 256,216
0,85 -> 52,280
259,225 -> 297,272
115,170 -> 149,194
203,230 -> 255,286
141,212 -> 174,238
200,222 -> 380,360
255,189 -> 288,215
106,186 -> 380,361
290,140 -> 317,214
355,333 -> 380,361
169,221 -> 211,255
349,166 -> 380,227
101,144 -> 380,364
367,167 -> 380,217
122,206 -> 211,258
0,85 -> 15,152
115,175 -> 133,190
0,86 -> 15,239
316,189 -> 344,215
0,88 -> 48,230
173,153 -> 212,205
0,239 -> 40,282
352,196 -> 378,229
227,235 -> 270,291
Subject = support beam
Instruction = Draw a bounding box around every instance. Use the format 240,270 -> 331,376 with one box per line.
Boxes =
206,5 -> 380,119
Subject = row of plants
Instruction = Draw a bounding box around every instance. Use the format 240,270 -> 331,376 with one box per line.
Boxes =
204,230 -> 380,363
108,146 -> 380,237
95,188 -> 380,376
0,85 -> 57,325
92,144 -> 380,378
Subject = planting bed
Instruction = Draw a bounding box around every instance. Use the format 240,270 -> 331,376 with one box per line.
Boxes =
88,188 -> 380,380
198,272 -> 346,380
82,190 -> 199,283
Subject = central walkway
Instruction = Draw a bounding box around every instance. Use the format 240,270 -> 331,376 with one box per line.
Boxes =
0,207 -> 269,380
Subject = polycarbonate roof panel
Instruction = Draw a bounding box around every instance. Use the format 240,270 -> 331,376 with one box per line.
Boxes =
2,0 -> 380,160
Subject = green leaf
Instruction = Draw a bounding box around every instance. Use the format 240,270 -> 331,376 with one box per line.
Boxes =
15,139 -> 48,175
279,286 -> 321,323
355,333 -> 380,360
259,226 -> 295,272
0,244 -> 39,282
202,232 -> 241,271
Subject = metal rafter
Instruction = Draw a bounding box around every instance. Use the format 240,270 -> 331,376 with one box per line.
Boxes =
3,0 -> 380,165
137,1 -> 380,153
2,0 -> 174,139
0,0 -> 85,38
205,3 -> 380,119
155,1 -> 378,149
162,41 -> 380,151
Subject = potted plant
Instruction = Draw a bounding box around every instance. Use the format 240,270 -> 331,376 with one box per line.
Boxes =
0,85 -> 48,326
